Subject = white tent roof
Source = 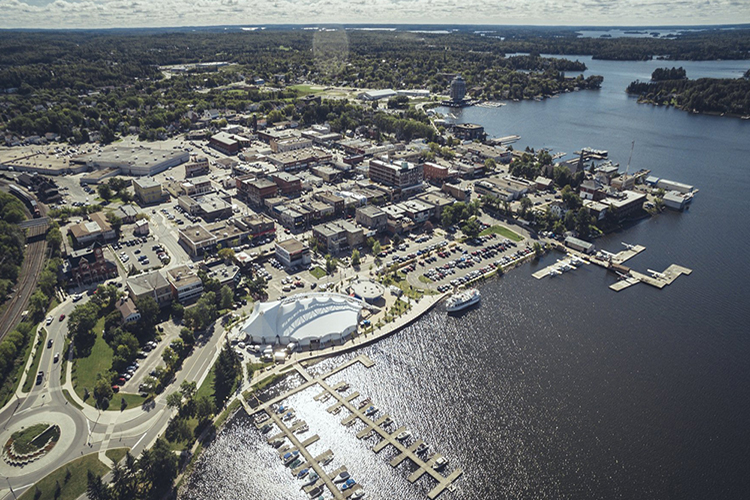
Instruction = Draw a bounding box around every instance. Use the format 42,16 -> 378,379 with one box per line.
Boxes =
238,293 -> 363,347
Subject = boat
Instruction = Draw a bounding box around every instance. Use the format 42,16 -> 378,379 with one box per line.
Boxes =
336,383 -> 350,392
270,438 -> 284,448
333,471 -> 350,483
351,490 -> 365,499
288,458 -> 302,469
260,423 -> 273,433
549,268 -> 560,277
302,471 -> 319,487
292,419 -> 302,427
358,398 -> 372,409
295,424 -> 309,434
341,478 -> 357,491
364,405 -> 378,417
445,288 -> 480,313
283,411 -> 295,421
275,405 -> 287,414
282,450 -> 299,465
255,414 -> 269,424
320,454 -> 334,466
432,456 -> 449,471
415,442 -> 430,454
396,430 -> 411,441
297,468 -> 310,479
380,417 -> 393,427
331,407 -> 342,415
320,393 -> 331,402
307,486 -> 322,497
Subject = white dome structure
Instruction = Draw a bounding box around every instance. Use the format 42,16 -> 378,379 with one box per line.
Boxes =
236,293 -> 363,348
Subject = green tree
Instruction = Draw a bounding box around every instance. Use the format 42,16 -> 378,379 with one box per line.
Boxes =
195,394 -> 216,422
351,249 -> 361,267
135,296 -> 159,332
180,380 -> 197,401
372,241 -> 382,255
97,184 -> 113,201
219,285 -> 233,310
86,470 -> 110,500
213,341 -> 240,407
166,391 -> 183,410
217,247 -> 235,262
461,218 -> 482,240
94,375 -> 114,404
138,438 -> 178,498
105,212 -> 122,233
68,301 -> 100,354
484,158 -> 497,171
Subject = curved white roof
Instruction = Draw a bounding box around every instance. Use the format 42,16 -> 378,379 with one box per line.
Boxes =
237,293 -> 363,347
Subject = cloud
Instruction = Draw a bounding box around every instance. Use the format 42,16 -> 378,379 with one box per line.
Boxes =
0,0 -> 747,28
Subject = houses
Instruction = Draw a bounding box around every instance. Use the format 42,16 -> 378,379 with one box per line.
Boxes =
116,296 -> 141,324
134,219 -> 149,236
474,176 -> 535,202
275,238 -> 311,269
117,205 -> 139,224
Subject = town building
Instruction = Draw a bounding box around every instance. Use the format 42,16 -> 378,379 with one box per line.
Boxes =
275,238 -> 311,269
357,89 -> 398,101
126,270 -> 173,308
368,159 -> 423,189
177,192 -> 233,221
67,212 -> 116,248
450,75 -> 466,103
63,242 -> 118,285
423,162 -> 453,182
442,180 -> 472,201
315,192 -> 345,215
239,178 -> 277,206
166,266 -> 204,304
134,219 -> 149,236
209,132 -> 240,155
355,205 -> 388,233
117,205 -> 138,224
185,157 -> 209,177
416,192 -> 453,220
601,190 -> 647,218
271,136 -> 313,153
452,123 -> 485,141
199,260 -> 241,289
71,147 -> 188,177
312,221 -> 364,254
133,178 -> 164,205
565,236 -> 595,254
271,172 -> 303,196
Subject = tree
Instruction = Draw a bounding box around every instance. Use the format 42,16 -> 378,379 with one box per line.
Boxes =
195,394 -> 215,421
325,254 -> 336,275
532,242 -> 544,259
135,296 -> 159,332
97,184 -> 113,201
213,341 -> 240,407
138,438 -> 177,498
424,221 -> 434,233
219,285 -> 233,310
372,241 -> 382,255
351,249 -> 361,267
461,218 -> 482,240
170,302 -> 184,321
162,347 -> 178,372
68,301 -> 100,354
217,247 -> 235,263
94,375 -> 114,405
105,212 -> 122,233
519,197 -> 533,219
484,158 -> 497,171
180,380 -> 197,401
166,391 -> 183,410
86,471 -> 110,500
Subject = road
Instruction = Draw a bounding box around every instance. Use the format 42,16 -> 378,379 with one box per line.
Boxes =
0,288 -> 231,500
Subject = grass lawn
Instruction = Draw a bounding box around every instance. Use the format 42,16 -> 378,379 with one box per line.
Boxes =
22,329 -> 47,392
309,266 -> 326,279
0,323 -> 37,408
195,365 -> 215,401
18,453 -> 109,500
72,317 -> 112,403
105,447 -> 130,464
288,84 -> 325,95
480,225 -> 524,242
115,392 -> 148,410
418,275 -> 432,284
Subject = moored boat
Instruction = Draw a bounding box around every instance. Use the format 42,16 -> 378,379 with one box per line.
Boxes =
432,456 -> 449,470
333,471 -> 350,483
445,288 -> 480,313
415,442 -> 429,454
396,430 -> 411,441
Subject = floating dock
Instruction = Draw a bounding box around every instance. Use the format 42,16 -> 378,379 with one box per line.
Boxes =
241,354 -> 462,499
610,264 -> 693,292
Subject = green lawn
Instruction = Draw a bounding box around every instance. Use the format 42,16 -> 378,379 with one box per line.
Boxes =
105,447 -> 130,464
22,329 -> 47,392
480,225 -> 524,242
288,84 -> 325,95
309,266 -> 326,279
18,453 -> 109,500
115,392 -> 149,410
0,323 -> 37,408
72,317 -> 112,403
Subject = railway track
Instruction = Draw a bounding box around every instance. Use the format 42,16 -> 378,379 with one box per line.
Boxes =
0,224 -> 48,340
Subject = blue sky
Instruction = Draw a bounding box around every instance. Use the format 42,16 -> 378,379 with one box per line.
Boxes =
0,0 -> 748,29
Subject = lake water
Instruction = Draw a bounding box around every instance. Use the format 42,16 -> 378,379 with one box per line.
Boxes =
181,58 -> 750,500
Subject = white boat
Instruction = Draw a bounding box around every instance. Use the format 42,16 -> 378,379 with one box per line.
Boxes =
320,454 -> 334,466
445,288 -> 481,313
364,405 -> 378,417
396,430 -> 411,441
351,490 -> 366,499
415,442 -> 430,454
333,471 -> 350,483
432,456 -> 449,470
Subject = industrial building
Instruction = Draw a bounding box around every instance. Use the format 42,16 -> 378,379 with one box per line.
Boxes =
72,147 -> 188,177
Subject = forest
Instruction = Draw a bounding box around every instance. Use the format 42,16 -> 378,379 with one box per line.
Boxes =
626,75 -> 750,116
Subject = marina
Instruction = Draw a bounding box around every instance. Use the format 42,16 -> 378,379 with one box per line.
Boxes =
242,355 -> 462,499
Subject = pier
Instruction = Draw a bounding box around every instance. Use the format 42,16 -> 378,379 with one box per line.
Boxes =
240,355 -> 462,499
542,242 -> 692,292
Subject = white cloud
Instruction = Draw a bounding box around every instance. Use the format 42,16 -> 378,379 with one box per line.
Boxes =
0,0 -> 747,28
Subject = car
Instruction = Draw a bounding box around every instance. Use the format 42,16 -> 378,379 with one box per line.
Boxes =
36,371 -> 44,384
59,314 -> 65,321
112,385 -> 120,393
117,377 -> 126,385
46,316 -> 53,325
47,338 -> 53,348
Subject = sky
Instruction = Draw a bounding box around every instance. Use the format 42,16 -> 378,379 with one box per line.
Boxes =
0,0 -> 748,30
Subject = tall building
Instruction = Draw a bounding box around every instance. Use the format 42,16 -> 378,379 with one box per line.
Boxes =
450,75 -> 466,103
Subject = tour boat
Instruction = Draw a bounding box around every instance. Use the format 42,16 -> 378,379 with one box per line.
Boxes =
445,288 -> 481,313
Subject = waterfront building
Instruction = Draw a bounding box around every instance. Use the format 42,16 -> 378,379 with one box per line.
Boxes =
450,75 -> 466,103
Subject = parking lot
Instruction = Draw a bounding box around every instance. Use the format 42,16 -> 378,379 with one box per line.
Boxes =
111,236 -> 169,272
